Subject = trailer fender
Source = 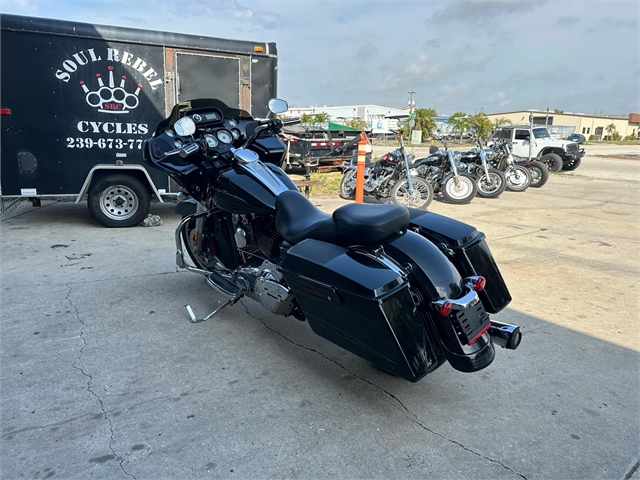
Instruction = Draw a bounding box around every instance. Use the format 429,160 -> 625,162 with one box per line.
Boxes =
75,164 -> 163,203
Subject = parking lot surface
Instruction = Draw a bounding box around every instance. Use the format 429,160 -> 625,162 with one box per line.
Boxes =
1,151 -> 639,479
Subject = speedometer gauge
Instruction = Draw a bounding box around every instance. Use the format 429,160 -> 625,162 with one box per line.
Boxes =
217,129 -> 233,144
204,134 -> 218,148
228,119 -> 238,127
230,128 -> 241,140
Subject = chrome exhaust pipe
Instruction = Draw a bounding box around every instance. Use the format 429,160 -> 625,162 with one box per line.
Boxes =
489,321 -> 522,350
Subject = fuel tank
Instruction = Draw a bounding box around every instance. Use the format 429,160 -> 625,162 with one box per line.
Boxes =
213,162 -> 297,215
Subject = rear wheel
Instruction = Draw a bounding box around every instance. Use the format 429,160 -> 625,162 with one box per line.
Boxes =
562,158 -> 581,171
505,165 -> 531,192
441,173 -> 477,204
391,176 -> 434,209
527,161 -> 549,187
87,174 -> 150,227
339,170 -> 356,199
540,153 -> 563,172
476,168 -> 506,198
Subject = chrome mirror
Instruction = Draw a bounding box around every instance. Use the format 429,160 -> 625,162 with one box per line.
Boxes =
267,98 -> 288,114
174,117 -> 196,136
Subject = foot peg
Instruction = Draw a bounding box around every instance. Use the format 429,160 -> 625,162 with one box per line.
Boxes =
186,271 -> 243,323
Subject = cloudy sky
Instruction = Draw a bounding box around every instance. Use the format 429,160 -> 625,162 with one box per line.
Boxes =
2,0 -> 638,115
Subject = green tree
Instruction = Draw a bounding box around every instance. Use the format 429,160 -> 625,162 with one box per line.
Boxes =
414,108 -> 437,140
554,108 -> 564,114
605,122 -> 617,141
344,118 -> 367,130
300,113 -> 314,125
493,117 -> 512,128
468,112 -> 493,142
448,112 -> 470,143
313,112 -> 330,125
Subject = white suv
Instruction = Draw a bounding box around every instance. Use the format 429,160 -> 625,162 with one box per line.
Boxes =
491,125 -> 585,171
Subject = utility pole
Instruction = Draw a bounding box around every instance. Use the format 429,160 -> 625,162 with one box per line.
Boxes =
407,89 -> 417,148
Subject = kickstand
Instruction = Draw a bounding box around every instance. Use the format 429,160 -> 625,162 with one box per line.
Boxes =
186,298 -> 234,323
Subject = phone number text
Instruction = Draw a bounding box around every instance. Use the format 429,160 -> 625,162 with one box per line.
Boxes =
66,137 -> 144,150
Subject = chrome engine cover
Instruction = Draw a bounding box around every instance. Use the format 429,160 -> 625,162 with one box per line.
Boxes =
255,261 -> 293,315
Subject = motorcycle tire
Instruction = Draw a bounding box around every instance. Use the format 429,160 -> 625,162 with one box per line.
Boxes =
441,173 -> 477,204
527,160 -> 549,188
505,165 -> 532,192
390,176 -> 434,210
476,168 -> 507,198
562,158 -> 581,171
339,170 -> 356,200
540,153 -> 563,172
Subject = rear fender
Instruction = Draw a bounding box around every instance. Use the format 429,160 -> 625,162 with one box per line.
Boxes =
382,231 -> 495,373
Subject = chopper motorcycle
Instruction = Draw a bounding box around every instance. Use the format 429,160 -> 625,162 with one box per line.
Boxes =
143,98 -> 521,383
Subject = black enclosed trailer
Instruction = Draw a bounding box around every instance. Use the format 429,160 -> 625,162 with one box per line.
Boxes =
0,14 -> 277,226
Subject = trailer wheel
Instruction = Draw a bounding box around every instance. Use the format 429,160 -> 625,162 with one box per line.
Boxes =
87,174 -> 150,227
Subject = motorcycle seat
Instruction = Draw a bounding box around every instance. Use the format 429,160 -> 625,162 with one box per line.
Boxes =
333,203 -> 409,244
275,190 -> 337,244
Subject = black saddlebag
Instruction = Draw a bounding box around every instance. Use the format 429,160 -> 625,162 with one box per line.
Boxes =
279,239 -> 443,382
407,209 -> 511,314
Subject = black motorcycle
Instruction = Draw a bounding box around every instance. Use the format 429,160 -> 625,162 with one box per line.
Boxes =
486,139 -> 532,192
409,146 -> 479,204
339,136 -> 433,210
456,141 -> 507,198
143,97 -> 521,383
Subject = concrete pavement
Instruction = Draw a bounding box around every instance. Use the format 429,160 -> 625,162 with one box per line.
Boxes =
1,153 -> 638,479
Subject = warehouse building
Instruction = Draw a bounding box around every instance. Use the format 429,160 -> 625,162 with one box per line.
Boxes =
484,111 -> 639,140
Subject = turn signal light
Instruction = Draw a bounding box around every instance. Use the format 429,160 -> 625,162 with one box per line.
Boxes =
474,276 -> 486,292
439,301 -> 452,316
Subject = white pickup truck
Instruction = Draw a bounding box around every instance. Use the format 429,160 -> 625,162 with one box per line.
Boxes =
491,125 -> 585,171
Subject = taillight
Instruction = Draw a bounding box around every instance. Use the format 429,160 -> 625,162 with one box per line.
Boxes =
0,109 -> 11,115
439,301 -> 452,316
474,276 -> 486,292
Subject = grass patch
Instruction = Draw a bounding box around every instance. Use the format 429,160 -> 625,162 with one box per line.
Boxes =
308,171 -> 342,196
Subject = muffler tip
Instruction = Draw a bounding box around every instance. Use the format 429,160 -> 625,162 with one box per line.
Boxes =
489,322 -> 522,350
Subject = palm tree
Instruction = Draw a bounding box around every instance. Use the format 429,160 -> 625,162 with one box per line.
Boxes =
493,117 -> 512,128
300,113 -> 314,125
448,112 -> 470,143
605,122 -> 617,141
313,112 -> 330,125
468,112 -> 493,142
344,118 -> 367,130
414,108 -> 437,140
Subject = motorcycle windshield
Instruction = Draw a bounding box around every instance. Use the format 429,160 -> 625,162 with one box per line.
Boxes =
154,98 -> 253,134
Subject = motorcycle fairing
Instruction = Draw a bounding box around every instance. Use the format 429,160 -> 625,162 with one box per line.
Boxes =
279,238 -> 444,382
406,209 -> 512,314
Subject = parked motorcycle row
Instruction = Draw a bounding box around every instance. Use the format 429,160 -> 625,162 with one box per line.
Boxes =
340,136 -> 550,209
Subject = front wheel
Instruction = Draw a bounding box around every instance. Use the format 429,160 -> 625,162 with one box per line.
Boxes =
562,158 -> 581,171
505,165 -> 531,192
87,174 -> 150,227
339,170 -> 356,199
540,153 -> 563,172
441,173 -> 477,204
527,161 -> 549,187
391,176 -> 434,209
476,168 -> 507,198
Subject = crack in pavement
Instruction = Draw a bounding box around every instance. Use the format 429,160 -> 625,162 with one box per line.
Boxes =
623,458 -> 640,480
66,284 -> 136,480
240,300 -> 528,480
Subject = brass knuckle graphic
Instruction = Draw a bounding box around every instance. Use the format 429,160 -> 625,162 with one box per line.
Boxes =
80,66 -> 141,114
